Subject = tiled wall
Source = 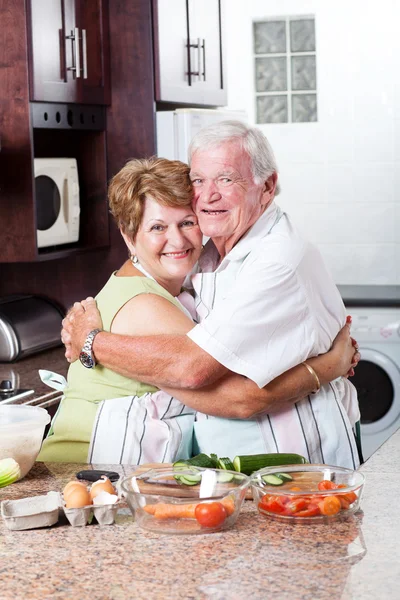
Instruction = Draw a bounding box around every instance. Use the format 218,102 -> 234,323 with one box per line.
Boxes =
225,0 -> 400,285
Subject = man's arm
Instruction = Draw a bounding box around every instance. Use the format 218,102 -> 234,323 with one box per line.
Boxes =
62,298 -> 227,389
62,298 -> 359,418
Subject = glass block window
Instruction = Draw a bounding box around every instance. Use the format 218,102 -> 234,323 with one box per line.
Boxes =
253,16 -> 317,124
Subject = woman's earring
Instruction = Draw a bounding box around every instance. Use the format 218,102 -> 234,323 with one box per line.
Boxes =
131,255 -> 139,265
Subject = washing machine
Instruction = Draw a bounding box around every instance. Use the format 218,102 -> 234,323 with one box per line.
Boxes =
347,307 -> 400,460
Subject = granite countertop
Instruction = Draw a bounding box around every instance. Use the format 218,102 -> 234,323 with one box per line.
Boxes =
1,431 -> 400,600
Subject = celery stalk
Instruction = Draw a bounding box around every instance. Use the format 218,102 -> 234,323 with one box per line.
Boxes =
0,458 -> 21,488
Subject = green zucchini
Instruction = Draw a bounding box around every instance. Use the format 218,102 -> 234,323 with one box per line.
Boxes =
232,453 -> 307,475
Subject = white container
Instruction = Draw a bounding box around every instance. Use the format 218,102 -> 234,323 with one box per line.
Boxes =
1,492 -> 60,531
0,405 -> 50,478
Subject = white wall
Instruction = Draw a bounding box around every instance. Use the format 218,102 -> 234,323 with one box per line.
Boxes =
224,0 -> 400,285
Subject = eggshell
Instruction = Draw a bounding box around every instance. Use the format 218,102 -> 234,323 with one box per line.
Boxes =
65,487 -> 92,509
63,481 -> 88,502
90,477 -> 115,500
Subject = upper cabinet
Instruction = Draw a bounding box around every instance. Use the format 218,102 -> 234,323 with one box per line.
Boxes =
27,0 -> 110,105
153,0 -> 227,107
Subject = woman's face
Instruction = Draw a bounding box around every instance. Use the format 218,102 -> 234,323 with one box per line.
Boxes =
128,197 -> 203,292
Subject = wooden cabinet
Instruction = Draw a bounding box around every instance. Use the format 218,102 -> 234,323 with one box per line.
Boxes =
27,0 -> 110,105
153,0 -> 227,107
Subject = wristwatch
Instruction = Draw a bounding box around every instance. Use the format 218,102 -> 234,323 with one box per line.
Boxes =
79,328 -> 102,369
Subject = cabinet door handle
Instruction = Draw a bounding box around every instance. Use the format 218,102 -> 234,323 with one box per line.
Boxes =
74,27 -> 81,79
82,29 -> 88,79
202,38 -> 206,81
66,27 -> 81,79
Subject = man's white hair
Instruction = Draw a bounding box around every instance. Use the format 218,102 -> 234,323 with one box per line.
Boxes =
188,120 -> 280,195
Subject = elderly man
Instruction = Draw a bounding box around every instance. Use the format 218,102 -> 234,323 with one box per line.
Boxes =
63,121 -> 360,468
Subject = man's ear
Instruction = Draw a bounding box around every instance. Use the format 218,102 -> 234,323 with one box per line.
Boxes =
120,229 -> 135,255
261,172 -> 278,206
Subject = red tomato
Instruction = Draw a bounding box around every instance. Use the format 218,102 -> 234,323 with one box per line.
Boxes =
295,504 -> 321,517
195,502 -> 227,528
336,484 -> 358,504
259,496 -> 286,514
286,498 -> 309,514
318,480 -> 338,491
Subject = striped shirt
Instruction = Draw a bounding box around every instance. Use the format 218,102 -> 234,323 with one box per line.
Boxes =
187,202 -> 360,469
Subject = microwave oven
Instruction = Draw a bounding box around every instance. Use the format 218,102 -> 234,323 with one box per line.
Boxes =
34,158 -> 80,248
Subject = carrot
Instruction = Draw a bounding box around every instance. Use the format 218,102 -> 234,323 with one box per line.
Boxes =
143,505 -> 157,515
152,502 -> 198,520
221,495 -> 235,516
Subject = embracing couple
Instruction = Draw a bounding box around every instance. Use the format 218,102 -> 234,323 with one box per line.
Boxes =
39,120 -> 361,469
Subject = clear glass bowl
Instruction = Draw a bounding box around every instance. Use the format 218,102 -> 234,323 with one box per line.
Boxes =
251,464 -> 365,524
0,405 -> 50,478
120,466 -> 250,534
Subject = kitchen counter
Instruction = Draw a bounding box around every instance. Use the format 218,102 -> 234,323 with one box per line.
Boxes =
1,432 -> 400,600
0,347 -> 68,409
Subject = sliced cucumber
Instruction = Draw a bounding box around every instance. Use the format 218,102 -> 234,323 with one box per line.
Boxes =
187,453 -> 217,468
275,472 -> 293,483
216,471 -> 234,483
233,453 -> 307,475
210,453 -> 220,468
178,474 -> 201,486
261,474 -> 285,486
218,457 -> 235,471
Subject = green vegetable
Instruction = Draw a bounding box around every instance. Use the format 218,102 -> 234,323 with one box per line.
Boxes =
0,458 -> 21,488
232,453 -> 307,475
275,472 -> 293,482
261,474 -> 285,486
173,453 -> 217,470
218,457 -> 235,471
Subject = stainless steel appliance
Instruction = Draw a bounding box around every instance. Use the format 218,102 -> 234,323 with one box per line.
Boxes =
0,295 -> 65,362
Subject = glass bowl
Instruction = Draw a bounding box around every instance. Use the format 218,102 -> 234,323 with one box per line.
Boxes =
0,405 -> 50,478
251,464 -> 365,524
120,466 -> 250,534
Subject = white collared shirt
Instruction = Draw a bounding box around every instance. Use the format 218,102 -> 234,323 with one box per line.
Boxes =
187,202 -> 360,468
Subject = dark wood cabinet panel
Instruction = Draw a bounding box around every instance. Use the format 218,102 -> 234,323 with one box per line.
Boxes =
154,0 -> 227,106
27,0 -> 110,105
0,0 -> 156,311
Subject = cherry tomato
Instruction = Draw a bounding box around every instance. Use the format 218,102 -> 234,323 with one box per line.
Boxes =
336,484 -> 358,504
318,480 -> 338,491
318,495 -> 341,516
195,502 -> 227,528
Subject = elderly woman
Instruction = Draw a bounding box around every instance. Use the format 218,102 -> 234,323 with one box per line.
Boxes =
40,157 -> 357,464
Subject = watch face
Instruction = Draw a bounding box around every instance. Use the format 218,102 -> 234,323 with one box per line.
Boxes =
79,351 -> 95,369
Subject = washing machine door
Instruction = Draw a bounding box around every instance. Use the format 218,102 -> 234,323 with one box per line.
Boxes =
350,348 -> 400,435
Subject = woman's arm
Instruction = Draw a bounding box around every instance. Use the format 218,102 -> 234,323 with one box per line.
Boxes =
112,293 -> 359,419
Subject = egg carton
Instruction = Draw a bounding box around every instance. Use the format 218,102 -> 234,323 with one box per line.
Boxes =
63,498 -> 120,527
1,492 -> 121,530
1,492 -> 61,531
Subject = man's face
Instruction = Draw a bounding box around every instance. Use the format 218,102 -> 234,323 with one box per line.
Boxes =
190,141 -> 272,251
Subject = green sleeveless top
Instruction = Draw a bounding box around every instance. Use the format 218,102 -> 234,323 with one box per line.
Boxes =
38,274 -> 184,463
65,273 -> 183,403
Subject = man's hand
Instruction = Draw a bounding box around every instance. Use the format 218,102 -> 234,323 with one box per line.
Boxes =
331,318 -> 361,378
61,297 -> 103,362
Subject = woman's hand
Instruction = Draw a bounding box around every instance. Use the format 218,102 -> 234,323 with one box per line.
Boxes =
330,320 -> 361,379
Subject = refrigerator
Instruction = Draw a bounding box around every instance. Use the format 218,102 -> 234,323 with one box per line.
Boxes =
156,108 -> 248,162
